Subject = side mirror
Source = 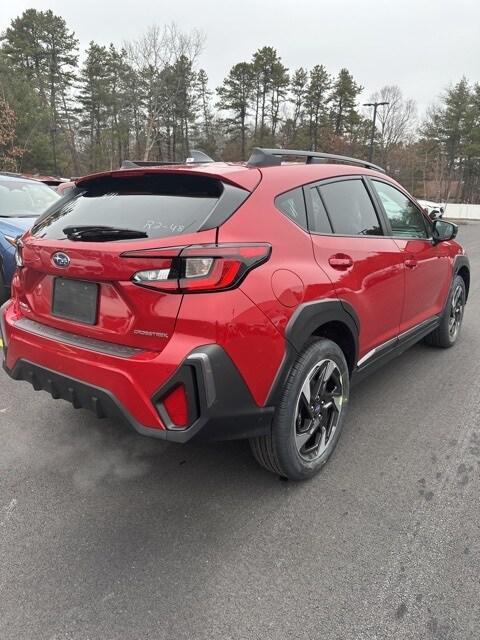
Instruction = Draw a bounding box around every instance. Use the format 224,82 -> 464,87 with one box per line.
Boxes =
429,209 -> 439,220
432,219 -> 457,243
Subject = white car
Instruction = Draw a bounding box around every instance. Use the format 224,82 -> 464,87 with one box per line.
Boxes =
417,199 -> 445,219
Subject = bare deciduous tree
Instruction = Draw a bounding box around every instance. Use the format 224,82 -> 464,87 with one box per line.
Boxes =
369,85 -> 416,164
125,23 -> 205,160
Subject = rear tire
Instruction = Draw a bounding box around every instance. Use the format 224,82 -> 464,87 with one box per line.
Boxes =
250,339 -> 350,480
425,275 -> 466,348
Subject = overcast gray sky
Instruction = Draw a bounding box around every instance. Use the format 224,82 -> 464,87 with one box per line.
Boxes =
2,0 -> 480,113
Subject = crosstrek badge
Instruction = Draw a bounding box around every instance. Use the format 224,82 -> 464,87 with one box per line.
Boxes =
133,329 -> 169,339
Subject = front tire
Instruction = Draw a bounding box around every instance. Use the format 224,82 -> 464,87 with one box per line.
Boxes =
425,275 -> 466,348
250,339 -> 350,480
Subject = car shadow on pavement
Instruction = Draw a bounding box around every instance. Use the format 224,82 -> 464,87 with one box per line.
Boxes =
32,328 -> 474,495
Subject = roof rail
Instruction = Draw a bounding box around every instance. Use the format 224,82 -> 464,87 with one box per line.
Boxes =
247,148 -> 385,173
121,149 -> 214,170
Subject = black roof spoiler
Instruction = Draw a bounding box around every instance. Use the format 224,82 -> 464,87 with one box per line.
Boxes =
121,149 -> 214,169
247,148 -> 386,173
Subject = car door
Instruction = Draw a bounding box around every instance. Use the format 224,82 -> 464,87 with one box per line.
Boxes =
305,176 -> 405,360
369,179 -> 451,334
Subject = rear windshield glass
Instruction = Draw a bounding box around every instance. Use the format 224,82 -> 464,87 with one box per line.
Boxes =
0,179 -> 59,218
31,174 -> 223,240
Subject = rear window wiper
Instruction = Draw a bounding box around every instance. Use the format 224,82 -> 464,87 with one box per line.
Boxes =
63,225 -> 148,241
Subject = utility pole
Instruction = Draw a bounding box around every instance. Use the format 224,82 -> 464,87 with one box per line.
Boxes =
363,101 -> 389,163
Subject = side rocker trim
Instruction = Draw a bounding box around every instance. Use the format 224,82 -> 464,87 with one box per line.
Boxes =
352,315 -> 440,385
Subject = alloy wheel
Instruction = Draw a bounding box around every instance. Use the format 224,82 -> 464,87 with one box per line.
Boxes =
449,284 -> 464,340
294,359 -> 345,461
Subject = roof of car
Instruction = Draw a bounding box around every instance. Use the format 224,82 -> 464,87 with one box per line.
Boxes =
75,160 -> 391,194
0,173 -> 44,185
75,163 -> 262,191
21,174 -> 68,185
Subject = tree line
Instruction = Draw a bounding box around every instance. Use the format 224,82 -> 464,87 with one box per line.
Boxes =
0,8 -> 479,202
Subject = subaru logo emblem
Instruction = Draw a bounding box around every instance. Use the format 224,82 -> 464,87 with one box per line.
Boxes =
52,252 -> 70,268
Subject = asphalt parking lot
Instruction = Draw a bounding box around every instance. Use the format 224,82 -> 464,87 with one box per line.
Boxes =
1,223 -> 479,640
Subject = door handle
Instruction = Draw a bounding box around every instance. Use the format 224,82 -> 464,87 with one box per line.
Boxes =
328,254 -> 353,270
405,258 -> 418,269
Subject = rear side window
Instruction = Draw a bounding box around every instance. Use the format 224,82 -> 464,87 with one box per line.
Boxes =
319,179 -> 383,236
31,174 -> 246,240
372,180 -> 428,238
308,188 -> 333,233
275,188 -> 308,230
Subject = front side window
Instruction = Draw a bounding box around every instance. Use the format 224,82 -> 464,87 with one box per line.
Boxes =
318,179 -> 383,236
372,180 -> 428,238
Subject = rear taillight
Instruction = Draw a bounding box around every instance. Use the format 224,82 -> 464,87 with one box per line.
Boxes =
124,243 -> 271,293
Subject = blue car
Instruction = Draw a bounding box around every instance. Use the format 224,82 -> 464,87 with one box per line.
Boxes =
0,174 -> 59,303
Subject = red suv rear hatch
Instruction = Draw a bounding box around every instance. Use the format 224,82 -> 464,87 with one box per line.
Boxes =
15,168 -> 258,352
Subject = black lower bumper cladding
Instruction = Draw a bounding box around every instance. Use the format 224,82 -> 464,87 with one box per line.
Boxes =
4,345 -> 273,443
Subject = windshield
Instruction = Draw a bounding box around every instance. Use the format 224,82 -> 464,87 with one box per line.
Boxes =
0,179 -> 59,218
31,174 -> 224,240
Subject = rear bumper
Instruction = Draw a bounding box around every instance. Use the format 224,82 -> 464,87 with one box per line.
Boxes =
1,303 -> 273,442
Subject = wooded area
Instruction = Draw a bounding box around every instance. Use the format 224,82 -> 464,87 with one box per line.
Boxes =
0,9 -> 479,202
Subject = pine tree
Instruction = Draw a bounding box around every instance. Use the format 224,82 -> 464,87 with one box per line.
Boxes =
192,69 -> 216,156
252,47 -> 288,144
422,78 -> 473,199
77,42 -> 111,171
289,68 -> 308,143
305,65 -> 331,150
217,62 -> 255,159
0,50 -> 51,171
2,9 -> 79,174
463,83 -> 480,201
330,68 -> 362,137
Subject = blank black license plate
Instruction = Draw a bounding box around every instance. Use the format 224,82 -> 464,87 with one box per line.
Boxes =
52,278 -> 99,325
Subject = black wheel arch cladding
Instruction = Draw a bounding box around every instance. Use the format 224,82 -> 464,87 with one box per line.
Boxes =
267,299 -> 359,407
453,255 -> 470,300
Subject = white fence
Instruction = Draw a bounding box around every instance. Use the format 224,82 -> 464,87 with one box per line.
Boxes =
443,204 -> 480,221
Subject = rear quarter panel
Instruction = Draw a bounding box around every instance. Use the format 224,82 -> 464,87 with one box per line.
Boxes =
219,180 -> 336,338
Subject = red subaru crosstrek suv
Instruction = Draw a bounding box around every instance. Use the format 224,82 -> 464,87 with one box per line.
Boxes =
0,149 -> 470,480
